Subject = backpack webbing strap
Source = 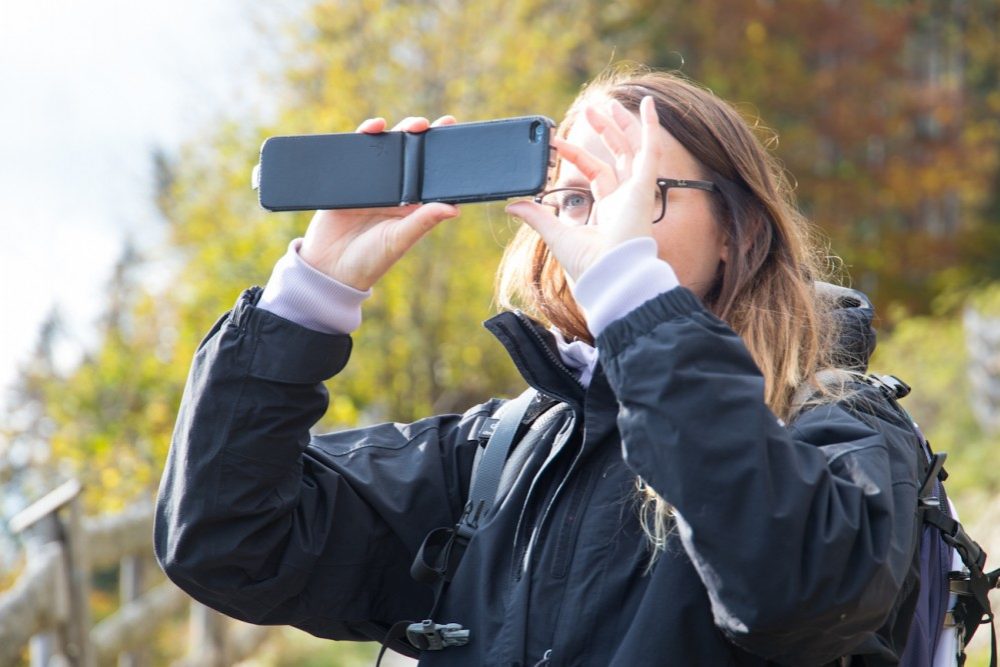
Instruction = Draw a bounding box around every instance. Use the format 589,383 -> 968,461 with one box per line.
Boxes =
410,389 -> 541,592
400,389 -> 539,657
924,507 -> 988,574
457,388 -> 537,541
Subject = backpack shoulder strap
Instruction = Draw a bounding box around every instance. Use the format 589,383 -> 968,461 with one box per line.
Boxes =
458,388 -> 538,540
410,389 -> 542,587
400,389 -> 540,658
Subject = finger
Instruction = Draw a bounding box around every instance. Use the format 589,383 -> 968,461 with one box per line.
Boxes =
391,116 -> 431,133
388,202 -> 460,254
430,115 -> 458,127
632,96 -> 663,185
331,202 -> 421,219
608,99 -> 643,152
356,117 -> 387,134
551,137 -> 618,199
584,105 -> 634,175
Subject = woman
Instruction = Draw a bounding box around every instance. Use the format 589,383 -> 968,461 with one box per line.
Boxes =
155,69 -> 924,666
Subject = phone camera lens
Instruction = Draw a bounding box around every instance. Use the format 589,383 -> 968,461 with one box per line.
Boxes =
530,121 -> 545,143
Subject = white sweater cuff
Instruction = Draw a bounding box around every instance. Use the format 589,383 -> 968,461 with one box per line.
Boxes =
572,237 -> 680,338
257,239 -> 370,334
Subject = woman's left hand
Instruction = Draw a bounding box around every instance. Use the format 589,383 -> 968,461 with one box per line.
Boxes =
506,95 -> 663,282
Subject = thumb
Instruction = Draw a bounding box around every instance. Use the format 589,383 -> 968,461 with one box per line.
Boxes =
390,202 -> 460,253
506,200 -> 561,243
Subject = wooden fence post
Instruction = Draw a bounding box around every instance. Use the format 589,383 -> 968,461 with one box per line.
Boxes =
3,488 -> 274,666
187,602 -> 227,667
64,487 -> 94,667
117,554 -> 147,667
8,479 -> 90,667
22,518 -> 66,667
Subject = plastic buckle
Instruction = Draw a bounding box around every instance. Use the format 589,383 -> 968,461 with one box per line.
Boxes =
477,417 -> 500,443
950,572 -> 973,596
405,620 -> 470,650
880,374 -> 911,399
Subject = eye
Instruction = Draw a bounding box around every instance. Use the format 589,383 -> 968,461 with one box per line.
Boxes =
558,191 -> 591,210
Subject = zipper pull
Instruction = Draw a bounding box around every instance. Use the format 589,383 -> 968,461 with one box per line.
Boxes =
532,648 -> 553,666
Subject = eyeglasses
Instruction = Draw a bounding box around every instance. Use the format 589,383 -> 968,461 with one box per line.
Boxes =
533,178 -> 718,225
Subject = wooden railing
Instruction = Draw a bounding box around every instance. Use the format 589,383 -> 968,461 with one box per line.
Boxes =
2,477 -> 995,666
0,480 -> 271,667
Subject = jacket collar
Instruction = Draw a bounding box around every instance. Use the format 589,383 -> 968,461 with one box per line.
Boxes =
483,311 -> 587,409
484,282 -> 878,403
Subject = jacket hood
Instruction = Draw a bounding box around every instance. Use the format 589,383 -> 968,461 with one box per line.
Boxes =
817,282 -> 877,373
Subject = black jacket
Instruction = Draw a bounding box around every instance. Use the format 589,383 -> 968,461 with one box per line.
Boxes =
155,285 -> 922,666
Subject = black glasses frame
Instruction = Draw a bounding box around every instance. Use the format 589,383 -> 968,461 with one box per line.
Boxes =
534,177 -> 718,224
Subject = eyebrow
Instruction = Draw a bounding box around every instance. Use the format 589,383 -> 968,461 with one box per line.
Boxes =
553,177 -> 589,189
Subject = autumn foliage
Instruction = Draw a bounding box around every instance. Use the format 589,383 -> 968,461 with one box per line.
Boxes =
4,0 -> 999,511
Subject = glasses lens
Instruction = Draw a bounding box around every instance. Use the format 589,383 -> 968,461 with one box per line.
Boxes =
541,189 -> 592,223
652,185 -> 667,224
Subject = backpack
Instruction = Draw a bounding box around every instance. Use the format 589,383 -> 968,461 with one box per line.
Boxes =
394,382 -> 999,665
866,375 -> 999,667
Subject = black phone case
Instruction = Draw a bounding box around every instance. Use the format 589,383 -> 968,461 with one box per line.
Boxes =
253,115 -> 554,211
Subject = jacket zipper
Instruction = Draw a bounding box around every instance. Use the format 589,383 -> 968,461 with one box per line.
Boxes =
510,413 -> 576,581
520,438 -> 586,578
512,311 -> 585,394
500,311 -> 592,582
494,308 -> 593,661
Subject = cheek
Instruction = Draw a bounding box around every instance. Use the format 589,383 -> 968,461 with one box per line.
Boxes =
652,210 -> 725,295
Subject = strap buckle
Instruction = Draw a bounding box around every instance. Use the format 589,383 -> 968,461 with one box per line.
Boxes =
868,373 -> 912,399
919,452 -> 948,501
405,620 -> 470,650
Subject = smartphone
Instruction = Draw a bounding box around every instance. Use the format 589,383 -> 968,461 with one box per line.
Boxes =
252,115 -> 555,212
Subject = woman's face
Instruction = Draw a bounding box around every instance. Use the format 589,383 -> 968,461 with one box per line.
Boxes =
557,100 -> 727,298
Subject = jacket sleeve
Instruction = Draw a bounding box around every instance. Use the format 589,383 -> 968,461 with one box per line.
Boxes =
154,288 -> 495,640
597,287 -> 921,665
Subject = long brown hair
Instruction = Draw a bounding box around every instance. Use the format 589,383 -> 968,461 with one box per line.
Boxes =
498,66 -> 838,420
496,66 -> 842,559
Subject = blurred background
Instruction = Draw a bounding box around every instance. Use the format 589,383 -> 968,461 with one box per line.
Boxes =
1,0 -> 998,664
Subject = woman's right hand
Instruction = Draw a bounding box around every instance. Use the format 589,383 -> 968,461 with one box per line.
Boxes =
298,115 -> 461,291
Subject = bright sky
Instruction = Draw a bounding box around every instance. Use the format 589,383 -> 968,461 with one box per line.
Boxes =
0,0 -> 290,402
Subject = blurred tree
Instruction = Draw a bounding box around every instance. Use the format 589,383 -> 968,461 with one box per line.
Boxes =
0,307 -> 66,571
963,284 -> 1000,435
871,299 -> 1000,496
11,0 -> 998,515
37,240 -> 183,511
11,0 -> 608,510
602,0 -> 1000,313
165,0 -> 607,425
